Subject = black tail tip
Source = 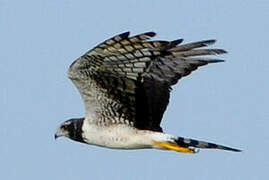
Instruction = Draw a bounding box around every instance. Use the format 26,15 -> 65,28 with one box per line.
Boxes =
208,142 -> 242,152
223,147 -> 242,152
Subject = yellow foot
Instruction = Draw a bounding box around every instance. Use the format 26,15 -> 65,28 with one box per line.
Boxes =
154,141 -> 196,154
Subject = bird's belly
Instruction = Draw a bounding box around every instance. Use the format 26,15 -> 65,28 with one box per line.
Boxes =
81,124 -> 154,149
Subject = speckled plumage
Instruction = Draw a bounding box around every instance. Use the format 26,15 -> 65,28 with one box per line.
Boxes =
55,31 -> 241,153
68,31 -> 225,130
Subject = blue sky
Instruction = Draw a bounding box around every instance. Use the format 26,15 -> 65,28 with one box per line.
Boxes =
1,0 -> 268,179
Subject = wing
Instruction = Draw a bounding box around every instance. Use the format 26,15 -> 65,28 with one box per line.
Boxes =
68,31 -> 226,131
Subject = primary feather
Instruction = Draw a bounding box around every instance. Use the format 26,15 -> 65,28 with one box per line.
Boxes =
55,31 -> 241,154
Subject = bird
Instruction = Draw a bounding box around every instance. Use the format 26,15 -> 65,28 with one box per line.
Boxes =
55,31 -> 241,154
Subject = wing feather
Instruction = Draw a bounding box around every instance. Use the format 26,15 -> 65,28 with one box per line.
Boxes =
68,31 -> 226,131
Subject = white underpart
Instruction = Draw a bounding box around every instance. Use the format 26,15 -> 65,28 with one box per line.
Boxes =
81,120 -> 175,150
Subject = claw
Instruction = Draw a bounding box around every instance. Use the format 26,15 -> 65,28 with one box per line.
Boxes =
154,141 -> 197,154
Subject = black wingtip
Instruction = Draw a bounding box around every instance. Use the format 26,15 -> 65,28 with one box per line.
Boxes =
171,39 -> 184,46
119,31 -> 130,38
214,49 -> 228,54
203,39 -> 217,45
144,31 -> 156,37
208,59 -> 226,63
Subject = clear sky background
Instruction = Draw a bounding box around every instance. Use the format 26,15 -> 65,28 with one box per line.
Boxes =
1,0 -> 268,179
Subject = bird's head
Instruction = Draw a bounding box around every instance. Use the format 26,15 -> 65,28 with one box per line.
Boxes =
55,118 -> 84,142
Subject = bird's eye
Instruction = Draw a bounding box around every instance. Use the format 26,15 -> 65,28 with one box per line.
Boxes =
62,125 -> 68,129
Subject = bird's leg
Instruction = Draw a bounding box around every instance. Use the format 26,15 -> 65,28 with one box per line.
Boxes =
154,141 -> 197,154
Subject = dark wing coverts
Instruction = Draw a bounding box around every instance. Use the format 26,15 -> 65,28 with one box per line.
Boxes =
68,32 -> 226,132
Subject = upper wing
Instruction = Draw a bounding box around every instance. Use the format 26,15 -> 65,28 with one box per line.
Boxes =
68,31 -> 226,131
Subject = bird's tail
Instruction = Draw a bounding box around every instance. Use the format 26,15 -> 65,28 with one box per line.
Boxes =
153,135 -> 241,154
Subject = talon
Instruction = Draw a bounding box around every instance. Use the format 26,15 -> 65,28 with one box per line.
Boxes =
154,141 -> 196,154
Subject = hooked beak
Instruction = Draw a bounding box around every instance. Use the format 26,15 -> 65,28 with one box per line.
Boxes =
54,127 -> 67,140
54,133 -> 59,140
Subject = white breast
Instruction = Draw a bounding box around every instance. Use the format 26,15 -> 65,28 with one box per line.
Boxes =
81,121 -> 162,149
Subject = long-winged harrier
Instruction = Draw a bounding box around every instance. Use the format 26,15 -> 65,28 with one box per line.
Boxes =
55,31 -> 240,153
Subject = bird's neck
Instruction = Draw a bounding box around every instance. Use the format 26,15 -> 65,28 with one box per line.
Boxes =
70,118 -> 85,143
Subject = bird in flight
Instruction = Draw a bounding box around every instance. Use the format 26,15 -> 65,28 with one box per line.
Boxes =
55,31 -> 241,154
